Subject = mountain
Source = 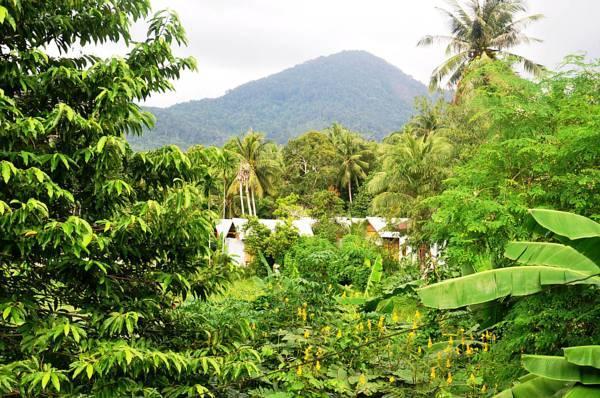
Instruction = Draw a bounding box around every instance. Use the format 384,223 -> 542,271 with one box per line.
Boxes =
129,50 -> 429,150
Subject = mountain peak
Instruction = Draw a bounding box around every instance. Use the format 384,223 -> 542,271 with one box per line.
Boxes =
131,51 -> 428,150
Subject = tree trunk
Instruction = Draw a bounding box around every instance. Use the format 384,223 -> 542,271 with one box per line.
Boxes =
239,182 -> 245,215
251,188 -> 257,217
348,181 -> 353,204
222,178 -> 227,218
418,243 -> 430,275
245,183 -> 252,217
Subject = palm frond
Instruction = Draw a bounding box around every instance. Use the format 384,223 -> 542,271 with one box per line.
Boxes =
429,51 -> 470,90
501,51 -> 546,77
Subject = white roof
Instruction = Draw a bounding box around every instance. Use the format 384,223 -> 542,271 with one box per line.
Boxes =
259,219 -> 280,232
216,219 -> 233,237
335,217 -> 367,227
218,218 -> 315,239
366,217 -> 410,239
292,218 -> 316,236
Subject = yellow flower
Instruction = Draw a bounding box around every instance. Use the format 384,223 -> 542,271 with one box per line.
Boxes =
448,336 -> 454,346
377,316 -> 385,330
446,372 -> 453,385
481,384 -> 487,393
415,310 -> 421,319
484,342 -> 489,352
296,366 -> 302,376
389,376 -> 396,383
303,302 -> 308,308
315,360 -> 321,371
322,326 -> 331,335
418,346 -> 422,354
358,374 -> 367,385
428,337 -> 433,348
304,330 -> 310,339
367,319 -> 372,331
284,297 -> 289,303
430,367 -> 436,379
446,357 -> 451,368
455,347 -> 461,356
466,345 -> 474,356
304,345 -> 312,360
336,329 -> 342,338
392,312 -> 399,323
468,373 -> 476,385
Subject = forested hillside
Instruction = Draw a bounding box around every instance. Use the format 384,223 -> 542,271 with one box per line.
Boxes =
129,51 -> 428,149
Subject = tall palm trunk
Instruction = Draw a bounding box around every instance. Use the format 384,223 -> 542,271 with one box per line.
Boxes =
348,181 -> 353,204
222,180 -> 227,218
251,188 -> 257,217
245,183 -> 252,217
239,183 -> 245,215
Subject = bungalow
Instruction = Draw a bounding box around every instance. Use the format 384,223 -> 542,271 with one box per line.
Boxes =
335,216 -> 413,260
215,218 -> 316,266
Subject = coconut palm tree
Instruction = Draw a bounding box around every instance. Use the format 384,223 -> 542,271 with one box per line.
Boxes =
407,97 -> 448,139
203,146 -> 238,218
328,124 -> 371,204
369,132 -> 453,271
418,0 -> 543,90
369,132 -> 453,216
228,132 -> 279,216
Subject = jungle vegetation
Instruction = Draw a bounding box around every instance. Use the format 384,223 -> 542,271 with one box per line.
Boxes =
0,0 -> 598,397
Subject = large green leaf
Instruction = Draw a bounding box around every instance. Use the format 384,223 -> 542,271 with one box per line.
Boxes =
418,266 -> 598,309
564,385 -> 600,397
530,209 -> 600,239
569,238 -> 600,269
564,346 -> 600,370
364,256 -> 383,296
493,374 -> 572,398
505,242 -> 599,273
522,355 -> 600,385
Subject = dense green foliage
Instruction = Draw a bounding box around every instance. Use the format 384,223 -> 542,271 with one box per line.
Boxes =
1,0 -> 598,397
418,209 -> 600,396
0,1 -> 242,396
129,51 -> 429,149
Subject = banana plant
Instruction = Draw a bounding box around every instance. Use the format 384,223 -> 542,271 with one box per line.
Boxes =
417,209 -> 600,397
338,256 -> 383,305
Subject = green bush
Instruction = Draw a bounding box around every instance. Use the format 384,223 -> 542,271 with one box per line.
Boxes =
480,286 -> 600,390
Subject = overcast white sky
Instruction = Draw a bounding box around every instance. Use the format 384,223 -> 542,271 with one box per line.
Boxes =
120,0 -> 600,107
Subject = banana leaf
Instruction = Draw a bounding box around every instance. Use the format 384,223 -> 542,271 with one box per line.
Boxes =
564,385 -> 600,397
493,374 -> 572,398
364,256 -> 383,296
522,355 -> 600,384
418,266 -> 599,309
505,242 -> 599,273
568,237 -> 600,269
530,209 -> 600,239
564,346 -> 600,370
